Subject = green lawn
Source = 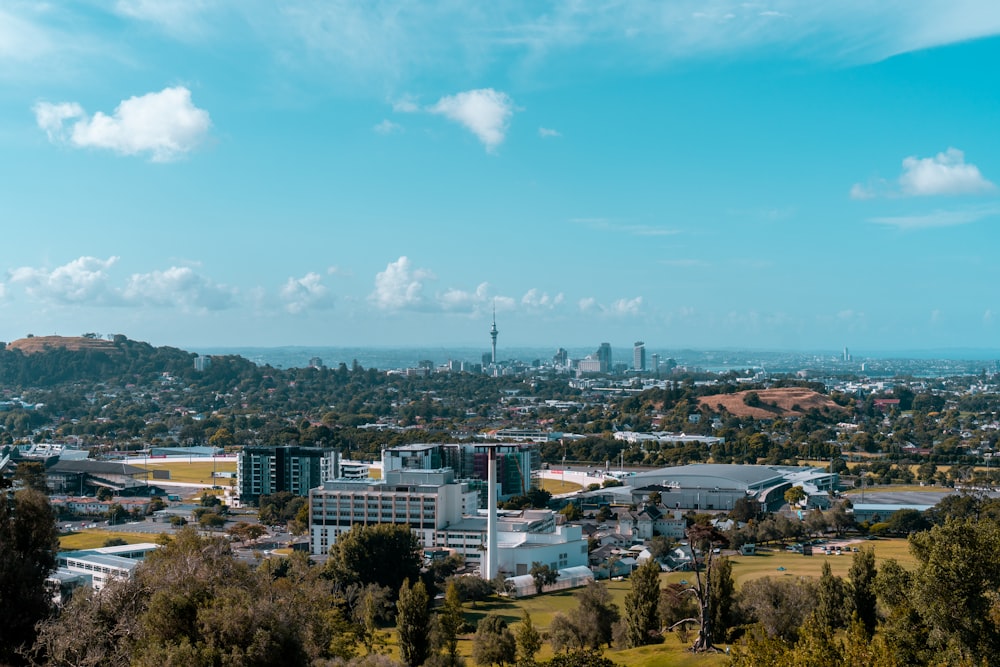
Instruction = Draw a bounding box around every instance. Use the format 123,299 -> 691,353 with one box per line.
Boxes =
539,478 -> 583,494
59,529 -> 163,551
135,460 -> 236,485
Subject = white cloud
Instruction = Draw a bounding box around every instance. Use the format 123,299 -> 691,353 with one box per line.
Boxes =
521,289 -> 564,309
611,297 -> 643,316
278,272 -> 333,314
370,256 -> 433,311
870,205 -> 1000,230
849,183 -> 876,200
34,87 -> 211,162
577,296 -> 642,316
123,266 -> 235,310
899,148 -> 996,196
392,96 -> 420,113
115,0 -> 213,37
8,256 -> 120,304
538,127 -> 561,138
438,282 -> 490,312
428,88 -> 515,151
373,119 -> 402,135
852,148 -> 995,199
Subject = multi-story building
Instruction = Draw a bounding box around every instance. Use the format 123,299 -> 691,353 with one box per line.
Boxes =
597,342 -> 612,373
237,445 -> 339,506
381,442 -> 539,502
633,341 -> 646,372
308,470 -> 588,575
308,468 -> 477,555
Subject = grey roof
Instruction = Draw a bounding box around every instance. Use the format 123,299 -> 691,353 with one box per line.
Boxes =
628,464 -> 787,490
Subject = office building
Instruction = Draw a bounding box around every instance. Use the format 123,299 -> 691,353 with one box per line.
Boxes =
597,342 -> 612,373
381,442 -> 539,502
237,445 -> 339,505
633,341 -> 646,372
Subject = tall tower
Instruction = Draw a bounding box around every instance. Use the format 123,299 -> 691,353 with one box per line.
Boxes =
483,445 -> 499,581
490,304 -> 499,364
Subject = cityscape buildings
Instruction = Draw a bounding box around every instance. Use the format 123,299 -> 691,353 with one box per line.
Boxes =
237,445 -> 340,506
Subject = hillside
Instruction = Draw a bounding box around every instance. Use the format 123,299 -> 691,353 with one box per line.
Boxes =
698,386 -> 844,419
6,335 -> 120,354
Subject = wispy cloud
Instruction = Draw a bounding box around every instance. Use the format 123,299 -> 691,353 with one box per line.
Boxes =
869,205 -> 1000,230
373,119 -> 402,135
570,218 -> 677,237
852,148 -> 995,199
34,87 -> 211,162
538,127 -> 561,138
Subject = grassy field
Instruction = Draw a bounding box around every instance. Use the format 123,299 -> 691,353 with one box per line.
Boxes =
539,478 -> 583,494
59,529 -> 163,551
135,460 -> 236,485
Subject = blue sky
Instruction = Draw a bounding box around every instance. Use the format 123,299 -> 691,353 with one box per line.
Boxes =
2,1 -> 1000,353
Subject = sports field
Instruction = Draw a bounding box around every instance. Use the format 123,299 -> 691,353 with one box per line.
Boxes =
134,459 -> 237,484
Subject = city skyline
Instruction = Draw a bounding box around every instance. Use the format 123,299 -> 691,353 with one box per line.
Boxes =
2,3 -> 1000,351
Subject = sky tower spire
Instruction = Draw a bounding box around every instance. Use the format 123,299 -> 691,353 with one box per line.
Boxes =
490,302 -> 498,364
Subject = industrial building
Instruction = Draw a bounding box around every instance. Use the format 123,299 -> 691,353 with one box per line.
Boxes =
581,463 -> 838,513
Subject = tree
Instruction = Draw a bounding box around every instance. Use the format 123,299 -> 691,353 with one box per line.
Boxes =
529,562 -> 558,595
737,576 -> 816,643
0,487 -> 58,665
13,461 -> 49,494
514,611 -> 542,667
433,581 -> 464,665
397,578 -> 431,667
783,486 -> 806,506
707,556 -> 735,644
472,614 -> 516,667
572,581 -> 619,649
847,547 -> 878,637
325,523 -> 421,595
813,561 -> 847,631
558,503 -> 582,521
620,558 -> 662,647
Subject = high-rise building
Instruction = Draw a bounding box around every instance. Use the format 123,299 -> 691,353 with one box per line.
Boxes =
651,353 -> 660,378
633,341 -> 646,372
237,445 -> 339,506
553,348 -> 569,368
596,342 -> 612,373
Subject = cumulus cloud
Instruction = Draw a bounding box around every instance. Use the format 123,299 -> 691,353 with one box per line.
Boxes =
8,256 -> 120,304
279,272 -> 333,314
33,86 -> 211,162
438,282 -> 490,312
370,256 -> 433,310
428,88 -> 514,151
852,148 -> 995,199
521,289 -> 563,309
611,297 -> 643,316
124,266 -> 235,310
899,148 -> 996,196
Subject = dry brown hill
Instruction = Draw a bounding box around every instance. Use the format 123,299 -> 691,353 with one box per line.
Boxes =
6,335 -> 119,354
697,386 -> 843,419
